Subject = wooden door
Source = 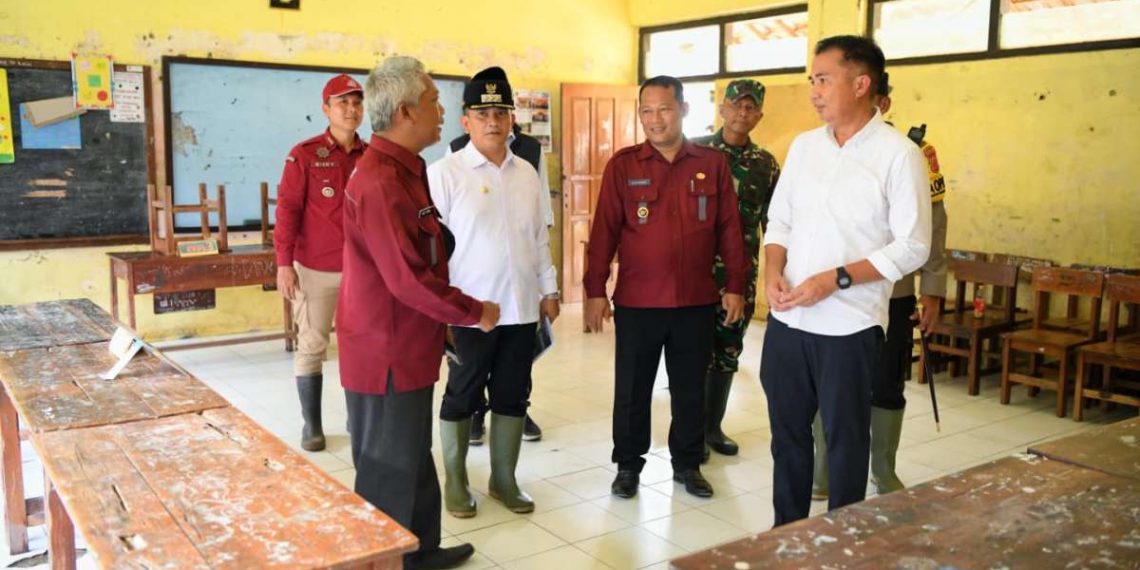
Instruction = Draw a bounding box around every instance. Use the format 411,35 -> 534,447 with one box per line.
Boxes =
560,83 -> 643,303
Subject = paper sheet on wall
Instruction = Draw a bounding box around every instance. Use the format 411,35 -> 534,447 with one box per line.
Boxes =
110,71 -> 144,122
513,89 -> 552,153
0,69 -> 14,163
71,53 -> 115,109
19,104 -> 82,150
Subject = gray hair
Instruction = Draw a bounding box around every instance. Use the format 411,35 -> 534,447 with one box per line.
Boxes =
365,56 -> 428,132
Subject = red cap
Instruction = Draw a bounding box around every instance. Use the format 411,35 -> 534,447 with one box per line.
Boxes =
322,74 -> 363,102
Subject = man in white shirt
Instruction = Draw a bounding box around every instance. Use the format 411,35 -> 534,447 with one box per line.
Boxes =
760,35 -> 931,526
427,67 -> 559,519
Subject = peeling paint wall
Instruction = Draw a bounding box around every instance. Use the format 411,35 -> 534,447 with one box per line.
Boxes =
639,0 -> 1140,269
0,0 -> 636,339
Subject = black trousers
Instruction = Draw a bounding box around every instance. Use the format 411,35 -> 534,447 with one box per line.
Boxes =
612,305 -> 715,473
347,375 -> 439,555
440,324 -> 535,421
760,316 -> 881,526
873,296 -> 917,410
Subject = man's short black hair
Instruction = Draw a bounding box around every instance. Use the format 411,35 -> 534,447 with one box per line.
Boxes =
815,35 -> 886,97
639,75 -> 684,104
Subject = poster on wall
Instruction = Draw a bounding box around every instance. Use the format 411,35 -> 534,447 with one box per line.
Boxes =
110,70 -> 144,123
0,69 -> 14,163
513,89 -> 552,153
71,53 -> 115,109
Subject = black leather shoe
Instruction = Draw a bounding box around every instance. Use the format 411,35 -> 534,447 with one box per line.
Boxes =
611,470 -> 639,499
707,432 -> 739,456
673,469 -> 714,498
406,543 -> 476,569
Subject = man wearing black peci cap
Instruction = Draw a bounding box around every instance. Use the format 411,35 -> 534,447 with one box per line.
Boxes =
427,66 -> 559,518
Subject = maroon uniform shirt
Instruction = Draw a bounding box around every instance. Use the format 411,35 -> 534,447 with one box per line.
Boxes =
338,135 -> 484,395
274,129 -> 365,271
585,141 -> 749,308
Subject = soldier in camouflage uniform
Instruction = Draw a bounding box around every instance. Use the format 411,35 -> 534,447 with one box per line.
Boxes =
692,79 -> 781,459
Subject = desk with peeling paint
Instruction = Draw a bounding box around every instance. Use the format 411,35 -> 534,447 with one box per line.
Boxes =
107,245 -> 297,351
670,455 -> 1140,569
1028,417 -> 1140,482
32,407 -> 418,569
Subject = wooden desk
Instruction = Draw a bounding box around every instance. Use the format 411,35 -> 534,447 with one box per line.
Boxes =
107,245 -> 296,351
0,342 -> 226,555
32,407 -> 417,568
0,299 -> 116,352
1028,417 -> 1140,481
671,456 -> 1140,569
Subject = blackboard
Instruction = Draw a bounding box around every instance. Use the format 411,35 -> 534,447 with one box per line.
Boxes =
0,58 -> 153,249
163,57 -> 467,229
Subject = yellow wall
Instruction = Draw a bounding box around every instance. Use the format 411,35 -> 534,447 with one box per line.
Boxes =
3,0 -> 1137,339
0,0 -> 636,339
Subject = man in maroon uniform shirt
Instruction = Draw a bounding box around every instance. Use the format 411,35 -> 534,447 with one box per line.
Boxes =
339,56 -> 499,570
274,73 -> 365,452
585,75 -> 749,500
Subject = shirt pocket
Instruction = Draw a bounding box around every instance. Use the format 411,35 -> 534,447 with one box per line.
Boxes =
417,214 -> 443,267
309,167 -> 345,202
685,178 -> 718,230
623,182 -> 662,228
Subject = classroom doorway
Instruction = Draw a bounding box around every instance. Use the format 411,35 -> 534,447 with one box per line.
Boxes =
558,83 -> 643,304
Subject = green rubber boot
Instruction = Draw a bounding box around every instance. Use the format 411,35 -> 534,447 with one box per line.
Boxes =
811,413 -> 828,500
440,418 -> 477,518
487,414 -> 534,513
705,370 -> 739,456
870,406 -> 906,495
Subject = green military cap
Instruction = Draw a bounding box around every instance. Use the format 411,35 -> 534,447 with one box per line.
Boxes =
725,79 -> 765,106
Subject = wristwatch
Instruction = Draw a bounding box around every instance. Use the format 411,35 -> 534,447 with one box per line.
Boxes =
543,292 -> 561,301
835,266 -> 853,290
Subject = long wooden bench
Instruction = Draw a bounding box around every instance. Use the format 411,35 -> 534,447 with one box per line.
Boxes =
671,417 -> 1140,569
1,299 -> 418,568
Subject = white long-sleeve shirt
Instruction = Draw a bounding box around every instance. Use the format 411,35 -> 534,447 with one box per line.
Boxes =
427,142 -> 558,326
763,111 -> 931,336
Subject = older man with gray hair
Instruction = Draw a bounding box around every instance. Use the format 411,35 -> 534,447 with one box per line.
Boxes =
338,55 -> 499,570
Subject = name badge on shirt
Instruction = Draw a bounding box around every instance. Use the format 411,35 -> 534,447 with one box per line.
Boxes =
628,179 -> 651,187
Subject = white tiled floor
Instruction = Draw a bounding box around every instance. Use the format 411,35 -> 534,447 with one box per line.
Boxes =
3,303 -> 1133,568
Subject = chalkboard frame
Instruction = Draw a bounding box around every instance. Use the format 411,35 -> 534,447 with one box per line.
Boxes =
161,56 -> 469,232
0,57 -> 155,251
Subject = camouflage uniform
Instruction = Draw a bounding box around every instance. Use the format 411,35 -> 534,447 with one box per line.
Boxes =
692,128 -> 780,373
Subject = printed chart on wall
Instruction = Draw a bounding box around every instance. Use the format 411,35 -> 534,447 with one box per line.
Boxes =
71,54 -> 115,109
165,57 -> 467,228
0,69 -> 14,163
514,89 -> 551,153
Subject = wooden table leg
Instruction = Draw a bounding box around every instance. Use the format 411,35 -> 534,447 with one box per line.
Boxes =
45,472 -> 76,570
0,383 -> 28,555
109,259 -> 119,324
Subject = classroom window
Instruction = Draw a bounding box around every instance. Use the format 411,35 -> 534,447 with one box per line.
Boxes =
682,81 -> 717,139
643,25 -> 720,79
999,0 -> 1140,49
869,0 -> 1140,63
639,5 -> 809,82
725,11 -> 810,72
871,0 -> 991,59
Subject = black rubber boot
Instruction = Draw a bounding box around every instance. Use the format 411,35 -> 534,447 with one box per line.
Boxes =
296,374 -> 325,451
705,370 -> 739,456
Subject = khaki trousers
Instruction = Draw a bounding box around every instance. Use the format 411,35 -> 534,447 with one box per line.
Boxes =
292,262 -> 341,376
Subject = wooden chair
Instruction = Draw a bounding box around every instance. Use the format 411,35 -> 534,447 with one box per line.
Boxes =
259,181 -> 277,247
921,259 -> 1021,395
1000,267 -> 1105,417
147,183 -> 229,255
1072,274 -> 1140,421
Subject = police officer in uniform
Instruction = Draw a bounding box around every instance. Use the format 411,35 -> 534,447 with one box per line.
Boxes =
585,75 -> 749,499
692,79 -> 781,460
274,74 -> 365,452
811,71 -> 949,499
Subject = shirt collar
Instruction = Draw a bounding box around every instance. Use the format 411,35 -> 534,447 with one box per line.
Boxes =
459,140 -> 516,169
636,139 -> 699,163
712,128 -> 754,152
323,128 -> 366,154
370,134 -> 424,175
827,109 -> 884,148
